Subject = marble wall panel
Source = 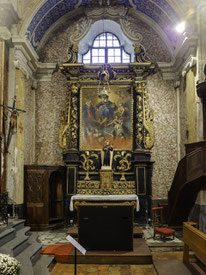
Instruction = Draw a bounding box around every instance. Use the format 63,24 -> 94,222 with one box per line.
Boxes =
24,78 -> 35,164
147,72 -> 177,199
179,78 -> 187,158
35,72 -> 67,165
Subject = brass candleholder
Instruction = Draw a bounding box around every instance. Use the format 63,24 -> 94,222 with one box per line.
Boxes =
81,151 -> 98,181
114,151 -> 132,181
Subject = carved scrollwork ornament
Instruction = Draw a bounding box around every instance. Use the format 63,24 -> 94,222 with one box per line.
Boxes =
114,152 -> 132,181
59,83 -> 79,150
80,152 -> 99,180
59,111 -> 70,149
67,43 -> 78,63
134,82 -> 154,149
133,44 -> 148,63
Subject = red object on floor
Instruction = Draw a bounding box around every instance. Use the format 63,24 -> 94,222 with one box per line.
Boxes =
152,207 -> 175,240
156,227 -> 175,235
41,244 -> 73,262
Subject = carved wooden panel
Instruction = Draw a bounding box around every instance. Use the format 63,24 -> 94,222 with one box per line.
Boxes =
25,171 -> 44,203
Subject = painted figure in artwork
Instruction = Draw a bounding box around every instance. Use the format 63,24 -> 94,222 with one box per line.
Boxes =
96,86 -> 117,126
81,86 -> 132,150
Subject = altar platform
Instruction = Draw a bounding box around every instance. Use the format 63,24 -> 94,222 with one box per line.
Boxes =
66,225 -> 152,264
66,238 -> 152,264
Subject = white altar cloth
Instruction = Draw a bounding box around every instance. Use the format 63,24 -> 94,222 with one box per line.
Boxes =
69,194 -> 140,212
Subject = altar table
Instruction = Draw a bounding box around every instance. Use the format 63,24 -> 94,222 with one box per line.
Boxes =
69,194 -> 140,251
69,194 -> 140,211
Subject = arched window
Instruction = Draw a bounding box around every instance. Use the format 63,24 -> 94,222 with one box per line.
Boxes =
83,32 -> 131,64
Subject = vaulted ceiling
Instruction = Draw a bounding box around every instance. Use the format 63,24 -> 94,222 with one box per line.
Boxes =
21,0 -> 188,52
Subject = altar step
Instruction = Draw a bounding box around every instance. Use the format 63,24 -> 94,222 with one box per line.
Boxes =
67,225 -> 143,239
65,238 -> 152,265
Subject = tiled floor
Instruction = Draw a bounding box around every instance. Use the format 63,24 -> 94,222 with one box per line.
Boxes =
51,263 -> 157,275
50,252 -> 185,275
36,225 -> 184,274
37,230 -> 68,247
36,225 -> 183,250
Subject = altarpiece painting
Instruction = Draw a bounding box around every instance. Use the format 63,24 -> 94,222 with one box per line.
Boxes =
80,86 -> 133,151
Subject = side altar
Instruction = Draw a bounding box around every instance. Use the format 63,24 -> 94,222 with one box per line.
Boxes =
59,44 -> 155,225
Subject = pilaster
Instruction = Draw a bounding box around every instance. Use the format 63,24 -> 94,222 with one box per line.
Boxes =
0,2 -> 18,193
174,80 -> 181,161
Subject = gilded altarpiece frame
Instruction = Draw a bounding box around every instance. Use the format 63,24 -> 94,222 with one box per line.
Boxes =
60,52 -> 155,224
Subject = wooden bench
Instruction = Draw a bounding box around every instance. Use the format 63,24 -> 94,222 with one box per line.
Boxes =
183,222 -> 206,265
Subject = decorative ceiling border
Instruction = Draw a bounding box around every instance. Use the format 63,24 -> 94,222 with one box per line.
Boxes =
24,0 -> 180,51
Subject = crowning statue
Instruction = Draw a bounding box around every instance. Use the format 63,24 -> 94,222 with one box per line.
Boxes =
101,140 -> 113,169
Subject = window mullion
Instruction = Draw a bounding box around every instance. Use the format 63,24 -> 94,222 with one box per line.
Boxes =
106,48 -> 107,64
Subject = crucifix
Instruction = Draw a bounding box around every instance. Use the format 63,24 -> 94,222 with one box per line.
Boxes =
0,96 -> 26,153
0,97 -> 26,192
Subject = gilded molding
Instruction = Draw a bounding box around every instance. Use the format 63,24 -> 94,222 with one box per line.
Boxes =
114,152 -> 132,181
74,201 -> 136,211
113,181 -> 135,189
143,88 -> 154,149
59,82 -> 79,149
80,152 -> 99,180
77,181 -> 100,189
66,43 -> 79,63
70,83 -> 79,149
135,82 -> 154,149
76,189 -> 136,195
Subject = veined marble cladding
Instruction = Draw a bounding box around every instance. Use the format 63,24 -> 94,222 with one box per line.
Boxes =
35,72 -> 67,165
24,79 -> 36,164
122,15 -> 171,62
179,78 -> 187,159
147,73 -> 177,199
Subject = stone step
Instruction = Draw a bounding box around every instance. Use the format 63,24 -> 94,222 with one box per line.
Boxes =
16,241 -> 42,275
16,232 -> 42,264
11,219 -> 26,231
153,259 -> 192,275
0,226 -> 31,257
0,227 -> 15,246
33,254 -> 54,275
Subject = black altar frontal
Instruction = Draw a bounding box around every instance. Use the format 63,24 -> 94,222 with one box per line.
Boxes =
59,45 -> 155,226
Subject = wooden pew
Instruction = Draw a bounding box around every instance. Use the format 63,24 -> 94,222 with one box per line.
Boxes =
183,222 -> 206,265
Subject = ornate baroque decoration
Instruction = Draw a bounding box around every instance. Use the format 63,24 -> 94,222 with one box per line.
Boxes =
60,43 -> 155,195
59,82 -> 79,149
85,5 -> 128,20
76,179 -> 136,195
120,17 -> 142,43
80,152 -> 99,180
135,82 -> 154,149
70,17 -> 92,43
66,43 -> 78,63
25,0 -> 180,52
114,152 -> 132,181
